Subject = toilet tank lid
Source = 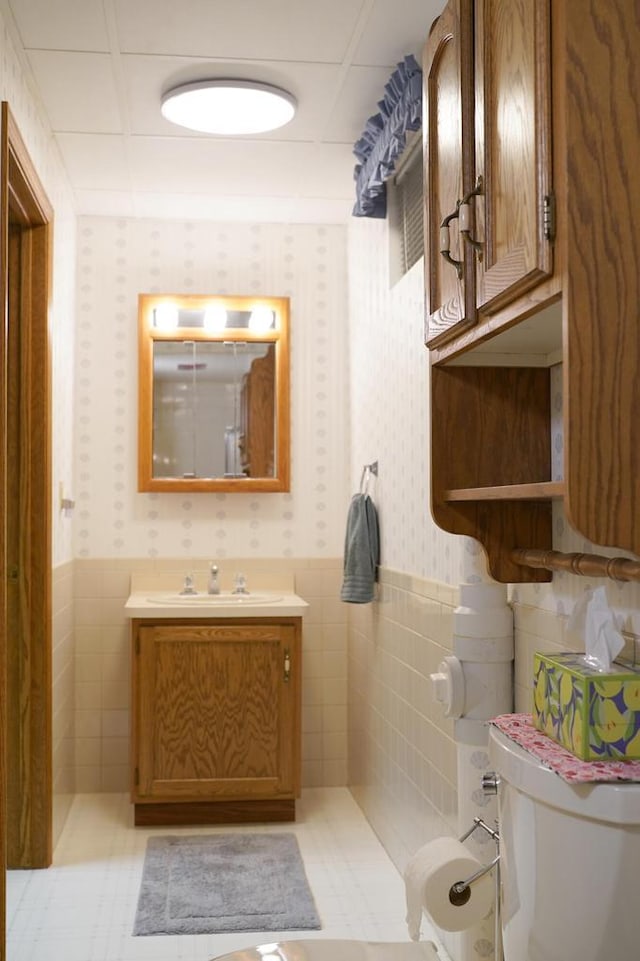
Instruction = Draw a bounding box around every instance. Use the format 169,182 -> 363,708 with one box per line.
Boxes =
489,726 -> 640,825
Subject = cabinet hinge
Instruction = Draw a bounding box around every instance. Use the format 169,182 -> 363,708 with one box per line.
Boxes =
283,647 -> 291,683
135,635 -> 140,655
543,192 -> 556,242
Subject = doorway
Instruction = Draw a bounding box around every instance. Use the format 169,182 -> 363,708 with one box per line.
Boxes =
1,101 -> 53,953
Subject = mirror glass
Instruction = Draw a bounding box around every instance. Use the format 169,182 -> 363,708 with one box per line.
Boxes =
138,294 -> 290,492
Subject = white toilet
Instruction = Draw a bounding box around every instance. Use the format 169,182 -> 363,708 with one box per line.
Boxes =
212,941 -> 439,961
489,725 -> 640,961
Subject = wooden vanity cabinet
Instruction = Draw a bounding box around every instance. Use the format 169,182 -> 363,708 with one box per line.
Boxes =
130,617 -> 302,825
426,0 -> 640,581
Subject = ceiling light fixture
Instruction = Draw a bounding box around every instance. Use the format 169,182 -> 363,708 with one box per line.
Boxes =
161,80 -> 297,135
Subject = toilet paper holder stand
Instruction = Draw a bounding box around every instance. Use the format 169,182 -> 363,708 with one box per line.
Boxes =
452,816 -> 503,961
450,816 -> 500,905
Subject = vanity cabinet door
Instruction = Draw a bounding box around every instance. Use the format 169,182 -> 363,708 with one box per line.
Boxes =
132,621 -> 301,807
473,0 -> 554,313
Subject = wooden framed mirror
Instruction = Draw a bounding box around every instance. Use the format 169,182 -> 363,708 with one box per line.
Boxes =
138,293 -> 290,492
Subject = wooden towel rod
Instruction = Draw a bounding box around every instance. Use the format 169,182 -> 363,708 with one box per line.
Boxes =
511,548 -> 640,583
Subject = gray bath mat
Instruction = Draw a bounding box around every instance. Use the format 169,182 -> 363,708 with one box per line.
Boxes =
133,833 -> 321,936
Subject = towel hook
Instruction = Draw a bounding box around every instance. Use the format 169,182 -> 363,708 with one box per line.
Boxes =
359,460 -> 378,494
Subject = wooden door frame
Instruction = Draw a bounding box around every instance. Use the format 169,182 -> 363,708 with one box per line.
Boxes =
0,99 -> 53,950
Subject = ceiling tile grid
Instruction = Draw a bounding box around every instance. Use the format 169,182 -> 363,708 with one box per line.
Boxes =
6,0 -> 444,220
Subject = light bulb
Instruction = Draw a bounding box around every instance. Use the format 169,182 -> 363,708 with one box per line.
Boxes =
249,306 -> 275,333
153,303 -> 179,331
203,305 -> 228,332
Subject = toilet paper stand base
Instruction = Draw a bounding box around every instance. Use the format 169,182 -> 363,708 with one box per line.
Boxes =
456,818 -> 503,961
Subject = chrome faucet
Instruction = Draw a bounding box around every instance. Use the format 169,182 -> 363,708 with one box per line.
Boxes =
179,573 -> 198,595
208,563 -> 221,595
232,572 -> 249,595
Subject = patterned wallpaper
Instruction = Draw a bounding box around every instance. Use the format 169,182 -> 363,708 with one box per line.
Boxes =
0,9 -> 77,567
347,216 -> 484,586
74,219 -> 349,559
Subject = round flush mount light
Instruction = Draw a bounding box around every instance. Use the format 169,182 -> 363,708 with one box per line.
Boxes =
161,80 -> 297,135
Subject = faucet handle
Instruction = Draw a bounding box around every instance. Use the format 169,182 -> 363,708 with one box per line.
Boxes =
233,572 -> 248,594
180,573 -> 197,595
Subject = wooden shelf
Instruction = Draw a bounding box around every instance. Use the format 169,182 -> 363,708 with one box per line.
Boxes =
445,481 -> 564,502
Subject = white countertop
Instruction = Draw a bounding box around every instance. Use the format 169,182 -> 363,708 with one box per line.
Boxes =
124,590 -> 309,619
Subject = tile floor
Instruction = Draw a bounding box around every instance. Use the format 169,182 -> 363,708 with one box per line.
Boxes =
7,788 -> 450,961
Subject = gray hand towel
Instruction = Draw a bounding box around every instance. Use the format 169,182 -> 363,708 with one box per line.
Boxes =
340,493 -> 380,603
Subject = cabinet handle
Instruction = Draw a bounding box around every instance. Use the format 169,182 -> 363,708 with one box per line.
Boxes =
439,204 -> 463,279
459,176 -> 484,255
283,648 -> 291,683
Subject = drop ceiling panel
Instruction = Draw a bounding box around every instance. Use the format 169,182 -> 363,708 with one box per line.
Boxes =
3,0 -> 444,221
55,133 -> 131,191
26,51 -> 123,133
352,0 -> 442,65
114,0 -> 364,62
321,65 -> 400,142
7,0 -> 110,51
127,137 -> 355,199
129,193 -> 352,223
74,189 -> 136,218
122,54 -> 343,140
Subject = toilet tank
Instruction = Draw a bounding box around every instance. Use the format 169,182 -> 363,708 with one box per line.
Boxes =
489,725 -> 640,961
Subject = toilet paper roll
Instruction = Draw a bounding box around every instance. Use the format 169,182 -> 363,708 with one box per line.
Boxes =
404,836 -> 494,937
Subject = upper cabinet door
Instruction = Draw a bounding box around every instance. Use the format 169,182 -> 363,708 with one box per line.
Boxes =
473,0 -> 553,313
424,0 -> 476,347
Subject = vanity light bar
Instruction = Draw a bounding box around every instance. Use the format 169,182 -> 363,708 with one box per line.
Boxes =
151,302 -> 276,332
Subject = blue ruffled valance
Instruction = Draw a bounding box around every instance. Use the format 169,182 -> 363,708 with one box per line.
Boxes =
352,54 -> 423,219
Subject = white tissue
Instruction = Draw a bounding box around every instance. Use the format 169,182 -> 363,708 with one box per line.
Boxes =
567,586 -> 625,672
403,836 -> 494,938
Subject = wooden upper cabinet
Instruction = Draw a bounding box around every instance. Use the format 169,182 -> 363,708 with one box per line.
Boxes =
424,0 -> 554,347
473,0 -> 554,313
426,1 -> 640,582
424,0 -> 475,347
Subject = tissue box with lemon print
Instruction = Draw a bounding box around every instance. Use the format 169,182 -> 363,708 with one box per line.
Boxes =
533,652 -> 640,761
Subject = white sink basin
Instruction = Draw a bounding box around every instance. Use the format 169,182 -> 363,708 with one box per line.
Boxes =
125,590 -> 308,619
147,592 -> 282,606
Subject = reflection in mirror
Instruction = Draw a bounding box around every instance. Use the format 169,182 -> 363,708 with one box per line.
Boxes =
138,295 -> 289,492
152,341 -> 275,479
